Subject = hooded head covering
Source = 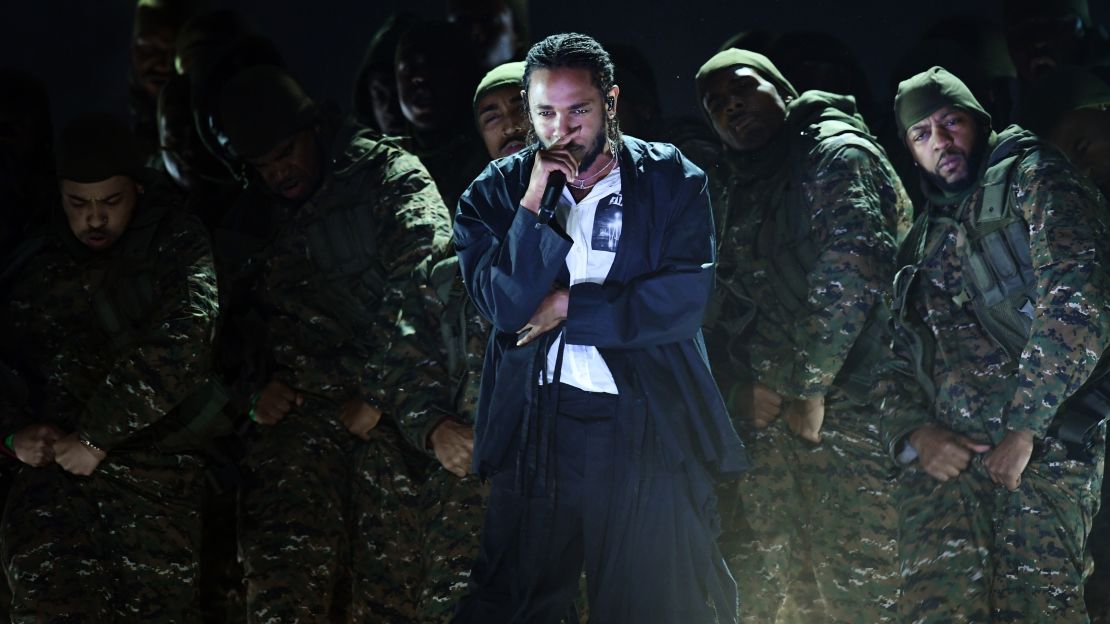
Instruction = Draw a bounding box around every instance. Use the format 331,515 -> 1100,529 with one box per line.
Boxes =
56,113 -> 145,183
352,11 -> 417,127
894,66 -> 992,137
218,65 -> 317,159
473,61 -> 525,109
695,48 -> 799,104
1019,65 -> 1110,135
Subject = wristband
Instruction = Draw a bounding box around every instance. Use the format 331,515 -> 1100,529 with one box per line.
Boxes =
79,437 -> 105,455
4,434 -> 13,451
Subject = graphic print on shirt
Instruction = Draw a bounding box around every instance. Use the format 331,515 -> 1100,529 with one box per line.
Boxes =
592,193 -> 623,252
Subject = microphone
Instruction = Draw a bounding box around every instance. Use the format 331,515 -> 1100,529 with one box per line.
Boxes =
534,170 -> 566,229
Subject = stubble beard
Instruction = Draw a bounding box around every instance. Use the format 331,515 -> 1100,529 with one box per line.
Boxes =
576,127 -> 608,172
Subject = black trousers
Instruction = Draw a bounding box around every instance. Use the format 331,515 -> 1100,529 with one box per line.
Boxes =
453,384 -> 737,623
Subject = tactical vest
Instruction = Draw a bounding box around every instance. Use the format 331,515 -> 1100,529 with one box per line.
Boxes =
754,133 -> 895,404
891,133 -> 1039,395
931,141 -> 1037,361
91,205 -> 165,351
892,133 -> 1110,458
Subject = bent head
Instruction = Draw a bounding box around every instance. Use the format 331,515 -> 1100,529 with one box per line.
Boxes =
61,175 -> 142,251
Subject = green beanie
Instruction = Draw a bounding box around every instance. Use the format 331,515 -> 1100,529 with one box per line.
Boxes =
695,48 -> 799,104
1020,65 -> 1110,135
218,65 -> 317,159
56,113 -> 145,184
893,66 -> 992,137
473,61 -> 525,110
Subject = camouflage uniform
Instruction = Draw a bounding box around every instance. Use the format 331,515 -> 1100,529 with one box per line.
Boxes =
881,124 -> 1110,623
706,90 -> 909,623
0,183 -> 218,623
417,254 -> 492,622
218,119 -> 455,622
406,132 -> 490,218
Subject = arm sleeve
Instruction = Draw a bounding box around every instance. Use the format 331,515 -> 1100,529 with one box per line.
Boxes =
780,147 -> 900,399
563,154 -> 716,349
454,164 -> 573,334
78,217 -> 219,451
0,363 -> 32,448
1004,156 -> 1110,437
877,342 -> 935,464
364,151 -> 459,454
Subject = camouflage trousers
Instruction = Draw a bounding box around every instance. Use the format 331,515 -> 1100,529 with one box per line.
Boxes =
238,401 -> 484,623
1,450 -> 205,623
720,410 -> 900,623
896,437 -> 1103,623
239,402 -> 416,623
1085,451 -> 1110,621
416,468 -> 488,622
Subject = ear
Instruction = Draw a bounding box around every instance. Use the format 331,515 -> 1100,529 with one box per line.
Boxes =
606,85 -> 620,118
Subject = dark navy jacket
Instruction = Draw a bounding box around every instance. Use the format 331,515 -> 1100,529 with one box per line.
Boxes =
454,135 -> 750,482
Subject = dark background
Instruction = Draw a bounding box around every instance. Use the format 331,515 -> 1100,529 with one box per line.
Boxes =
3,0 -> 1107,131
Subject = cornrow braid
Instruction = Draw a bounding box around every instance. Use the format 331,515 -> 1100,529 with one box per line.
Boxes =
523,32 -> 621,146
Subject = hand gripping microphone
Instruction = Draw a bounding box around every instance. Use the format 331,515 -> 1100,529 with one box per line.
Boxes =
534,170 -> 566,229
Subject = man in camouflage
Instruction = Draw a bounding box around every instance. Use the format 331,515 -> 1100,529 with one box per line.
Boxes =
883,66 -> 1110,622
414,60 -> 533,622
1020,64 -> 1110,200
1019,64 -> 1110,619
0,112 -> 219,622
473,61 -> 528,162
696,49 -> 909,622
395,20 -> 491,212
213,65 -> 459,622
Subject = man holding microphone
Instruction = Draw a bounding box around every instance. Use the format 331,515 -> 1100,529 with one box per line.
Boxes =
451,32 -> 748,623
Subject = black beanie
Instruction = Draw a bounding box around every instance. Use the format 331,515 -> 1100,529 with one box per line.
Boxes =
218,65 -> 317,159
55,113 -> 145,183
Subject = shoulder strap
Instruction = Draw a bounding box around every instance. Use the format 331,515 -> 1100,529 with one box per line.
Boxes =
975,153 -> 1021,227
95,206 -> 177,347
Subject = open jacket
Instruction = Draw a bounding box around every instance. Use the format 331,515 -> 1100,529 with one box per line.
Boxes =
454,135 -> 749,481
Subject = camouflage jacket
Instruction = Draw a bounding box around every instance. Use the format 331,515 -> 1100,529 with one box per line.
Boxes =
403,130 -> 489,217
706,91 -> 909,410
881,127 -> 1110,455
2,181 -> 219,451
423,254 -> 489,423
223,120 -> 455,453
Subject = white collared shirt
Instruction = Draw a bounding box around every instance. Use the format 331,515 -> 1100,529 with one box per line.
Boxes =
543,163 -> 622,394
